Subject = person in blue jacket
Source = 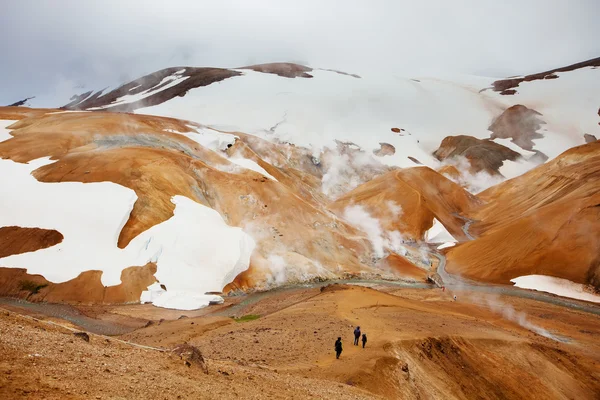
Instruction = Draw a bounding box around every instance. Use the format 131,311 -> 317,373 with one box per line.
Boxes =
353,326 -> 361,346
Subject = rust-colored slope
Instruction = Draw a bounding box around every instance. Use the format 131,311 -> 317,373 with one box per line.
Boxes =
0,263 -> 157,304
472,141 -> 600,234
224,132 -> 329,207
0,106 -> 62,121
0,110 -> 224,165
437,164 -> 461,180
330,167 -> 480,241
446,142 -> 600,289
377,253 -> 428,281
0,227 -> 63,258
0,107 -> 385,299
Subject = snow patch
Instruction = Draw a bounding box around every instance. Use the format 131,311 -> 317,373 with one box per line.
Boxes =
492,138 -> 538,158
179,126 -> 238,152
491,67 -> 600,160
511,275 -> 600,304
141,69 -> 501,170
0,158 -> 254,310
425,219 -> 456,243
0,157 -> 138,285
0,120 -> 17,143
499,158 -> 540,180
228,158 -> 278,181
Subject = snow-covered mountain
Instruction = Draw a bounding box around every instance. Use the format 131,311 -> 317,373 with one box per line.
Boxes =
1,59 -> 599,310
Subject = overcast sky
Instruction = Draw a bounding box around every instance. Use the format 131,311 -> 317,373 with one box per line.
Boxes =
1,0 -> 599,105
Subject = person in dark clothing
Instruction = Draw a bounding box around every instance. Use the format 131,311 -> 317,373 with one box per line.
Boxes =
361,333 -> 367,348
335,337 -> 343,359
353,326 -> 361,346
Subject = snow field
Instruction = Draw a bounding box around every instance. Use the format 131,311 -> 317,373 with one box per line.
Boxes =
0,158 -> 254,310
0,120 -> 17,142
511,275 -> 600,304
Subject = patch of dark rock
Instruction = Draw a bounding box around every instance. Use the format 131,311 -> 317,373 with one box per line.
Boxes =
64,67 -> 241,112
584,133 -> 598,143
492,56 -> 600,92
8,97 -> 35,107
241,63 -> 313,78
433,135 -> 521,174
172,344 -> 208,373
74,332 -> 90,342
373,142 -> 396,157
319,68 -> 361,78
488,105 -> 545,151
407,156 -> 422,165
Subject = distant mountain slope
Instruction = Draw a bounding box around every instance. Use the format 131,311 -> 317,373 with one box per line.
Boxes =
492,57 -> 600,94
0,107 -> 396,309
63,67 -> 241,112
446,142 -> 600,291
2,57 -> 600,308
51,59 -> 600,184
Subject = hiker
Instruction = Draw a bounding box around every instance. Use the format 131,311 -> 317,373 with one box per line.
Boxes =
335,337 -> 343,359
354,326 -> 361,346
361,333 -> 367,348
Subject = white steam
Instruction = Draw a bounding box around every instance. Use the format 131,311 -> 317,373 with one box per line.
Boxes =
265,254 -> 287,285
386,200 -> 403,218
482,295 -> 561,340
343,205 -> 386,258
342,205 -> 407,260
440,156 -> 505,194
321,148 -> 383,199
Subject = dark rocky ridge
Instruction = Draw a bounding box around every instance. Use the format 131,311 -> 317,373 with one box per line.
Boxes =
493,57 -> 600,94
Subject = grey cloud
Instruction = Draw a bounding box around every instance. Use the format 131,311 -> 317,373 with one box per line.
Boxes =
1,0 -> 599,105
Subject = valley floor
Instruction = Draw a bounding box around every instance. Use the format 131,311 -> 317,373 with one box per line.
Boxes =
1,284 -> 600,399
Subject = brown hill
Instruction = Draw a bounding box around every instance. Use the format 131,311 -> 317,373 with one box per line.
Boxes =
0,227 -> 63,258
488,104 -> 545,152
330,167 -> 480,242
446,142 -> 600,290
0,107 -> 412,303
433,135 -> 521,175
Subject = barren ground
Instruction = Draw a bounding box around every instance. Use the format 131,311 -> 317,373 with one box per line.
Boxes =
1,284 -> 599,399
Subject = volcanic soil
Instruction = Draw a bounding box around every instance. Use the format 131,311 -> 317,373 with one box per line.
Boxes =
1,284 -> 599,399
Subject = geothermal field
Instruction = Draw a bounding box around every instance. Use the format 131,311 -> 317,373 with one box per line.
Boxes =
1,5 -> 599,397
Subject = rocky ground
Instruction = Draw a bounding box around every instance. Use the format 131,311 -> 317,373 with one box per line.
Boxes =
1,284 -> 600,399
